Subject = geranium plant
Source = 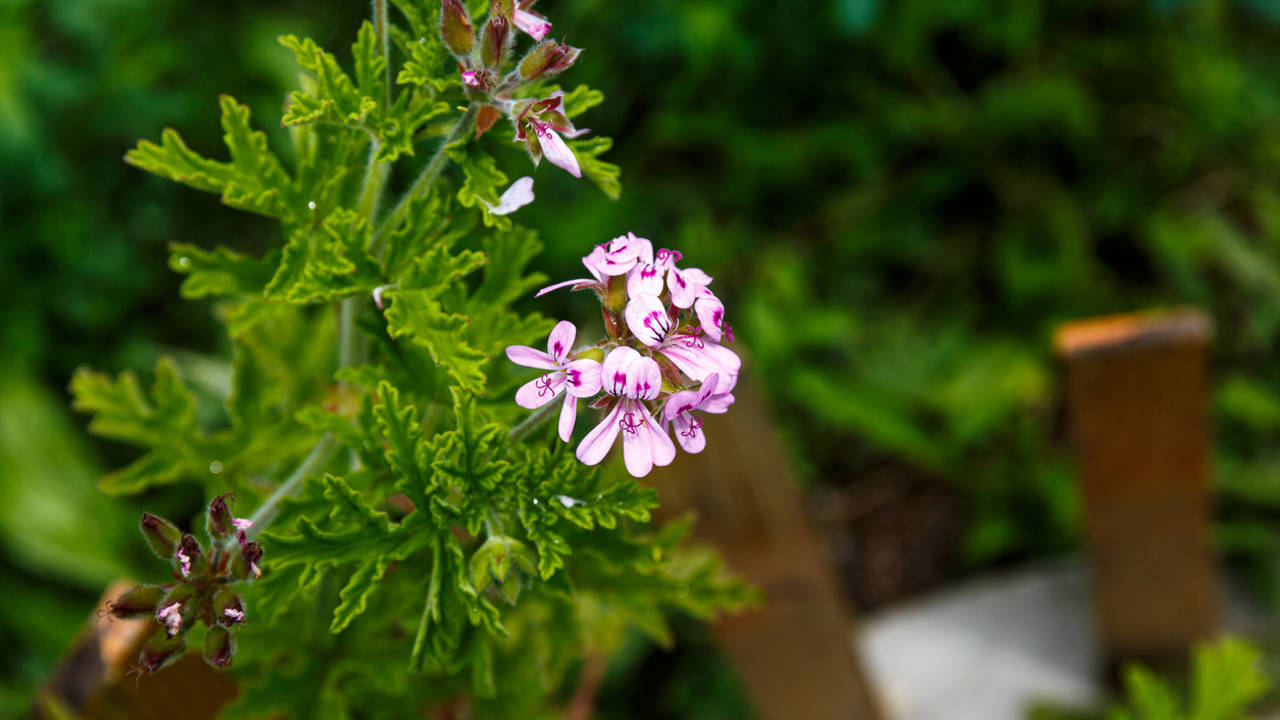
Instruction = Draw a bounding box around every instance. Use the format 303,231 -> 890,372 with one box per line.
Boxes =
70,1 -> 753,716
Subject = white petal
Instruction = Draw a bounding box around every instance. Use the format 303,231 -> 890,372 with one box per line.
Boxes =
577,401 -> 623,465
538,127 -> 581,178
515,373 -> 565,409
558,394 -> 578,442
565,358 -> 603,397
505,345 -> 557,369
483,176 -> 535,215
601,346 -> 643,396
546,320 -> 576,363
624,293 -> 673,347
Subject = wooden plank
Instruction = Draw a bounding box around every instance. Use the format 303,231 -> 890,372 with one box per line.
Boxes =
1055,308 -> 1219,673
648,380 -> 883,720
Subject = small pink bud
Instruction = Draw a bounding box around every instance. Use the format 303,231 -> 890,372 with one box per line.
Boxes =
136,631 -> 186,675
174,535 -> 206,579
206,493 -> 236,541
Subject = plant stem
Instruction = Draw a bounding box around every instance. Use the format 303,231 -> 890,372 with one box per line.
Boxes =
508,400 -> 561,445
239,433 -> 338,545
372,0 -> 391,108
369,105 -> 478,257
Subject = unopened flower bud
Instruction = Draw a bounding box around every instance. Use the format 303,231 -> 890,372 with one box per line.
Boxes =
107,584 -> 165,620
231,541 -> 264,581
203,625 -> 235,668
213,589 -> 246,627
157,584 -> 196,637
139,512 -> 182,558
480,5 -> 511,69
174,535 -> 207,579
517,40 -> 580,82
137,630 -> 186,675
440,0 -> 475,58
206,493 -> 236,541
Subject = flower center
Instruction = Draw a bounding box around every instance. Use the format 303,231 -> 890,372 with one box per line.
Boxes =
680,414 -> 702,439
535,374 -> 557,396
619,412 -> 644,435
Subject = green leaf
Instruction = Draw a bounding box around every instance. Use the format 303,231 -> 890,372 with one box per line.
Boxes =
168,242 -> 278,299
569,136 -> 621,200
559,85 -> 604,118
1189,637 -> 1268,720
450,142 -> 513,230
280,35 -> 377,128
69,357 -> 202,494
265,208 -> 383,303
125,95 -> 296,219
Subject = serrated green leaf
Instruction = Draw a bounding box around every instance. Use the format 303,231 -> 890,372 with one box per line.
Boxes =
559,85 -> 604,118
331,556 -> 389,632
168,242 -> 278,299
570,136 -> 621,200
281,35 -> 377,128
265,208 -> 383,303
125,95 -> 296,218
384,290 -> 489,392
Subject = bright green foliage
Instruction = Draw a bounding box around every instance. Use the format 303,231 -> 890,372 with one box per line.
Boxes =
1108,637 -> 1270,720
72,3 -> 748,716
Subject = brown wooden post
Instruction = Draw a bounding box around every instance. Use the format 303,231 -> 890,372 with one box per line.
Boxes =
648,380 -> 882,720
1055,308 -> 1218,674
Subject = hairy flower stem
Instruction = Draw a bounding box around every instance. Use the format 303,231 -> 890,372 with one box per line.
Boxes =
372,0 -> 391,107
235,433 -> 339,548
369,105 -> 479,257
508,400 -> 561,444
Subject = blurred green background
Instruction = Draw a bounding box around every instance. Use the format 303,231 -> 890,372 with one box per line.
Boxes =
9,0 -> 1280,716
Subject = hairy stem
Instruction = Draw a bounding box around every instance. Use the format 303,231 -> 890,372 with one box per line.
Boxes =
369,105 -> 479,257
240,433 -> 339,545
372,0 -> 391,108
508,399 -> 561,445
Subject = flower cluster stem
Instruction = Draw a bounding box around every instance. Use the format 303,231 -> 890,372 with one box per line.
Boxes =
508,400 -> 560,445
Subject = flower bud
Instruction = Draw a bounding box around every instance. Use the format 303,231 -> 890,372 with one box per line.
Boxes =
157,584 -> 196,637
475,105 -> 502,139
139,512 -> 182,558
480,5 -> 511,69
203,625 -> 235,668
137,630 -> 186,675
231,541 -> 264,581
213,589 -> 246,627
173,534 -> 207,579
440,0 -> 475,58
108,584 -> 165,620
517,40 -> 580,82
206,493 -> 236,541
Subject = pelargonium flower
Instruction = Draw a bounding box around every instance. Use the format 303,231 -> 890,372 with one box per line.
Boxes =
663,373 -> 735,454
506,321 -> 602,441
625,243 -> 729,340
576,347 -> 674,478
536,232 -> 651,297
513,93 -> 589,178
624,293 -> 740,391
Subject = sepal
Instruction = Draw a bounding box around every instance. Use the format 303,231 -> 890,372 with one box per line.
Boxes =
107,585 -> 165,620
204,625 -> 236,668
137,631 -> 186,675
440,0 -> 475,57
139,512 -> 182,558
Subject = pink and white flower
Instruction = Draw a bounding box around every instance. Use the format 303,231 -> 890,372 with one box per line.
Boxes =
536,232 -> 652,297
625,243 -> 729,341
663,373 -> 735,454
157,602 -> 183,637
514,1 -> 551,40
506,321 -> 603,441
624,293 -> 740,391
481,176 -> 535,216
576,347 -> 675,478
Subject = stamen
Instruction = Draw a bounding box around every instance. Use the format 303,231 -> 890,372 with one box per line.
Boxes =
680,414 -> 702,439
682,325 -> 705,348
535,374 -> 556,396
619,412 -> 644,435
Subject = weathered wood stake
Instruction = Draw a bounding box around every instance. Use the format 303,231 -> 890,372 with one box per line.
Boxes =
1055,308 -> 1219,674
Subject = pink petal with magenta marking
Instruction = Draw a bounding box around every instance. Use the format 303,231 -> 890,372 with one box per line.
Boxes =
667,266 -> 699,308
565,358 -> 602,397
546,320 -> 576,363
505,345 -> 557,369
694,295 -> 726,343
602,346 -> 642,396
515,372 -> 565,409
577,401 -> 622,465
624,293 -> 672,347
627,262 -> 666,298
514,9 -> 551,40
672,412 -> 706,454
628,356 -> 662,400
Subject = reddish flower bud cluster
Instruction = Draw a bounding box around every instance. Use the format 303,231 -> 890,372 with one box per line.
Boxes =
439,0 -> 587,178
107,494 -> 261,675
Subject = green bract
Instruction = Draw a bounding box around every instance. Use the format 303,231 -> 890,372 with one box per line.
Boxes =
71,1 -> 752,716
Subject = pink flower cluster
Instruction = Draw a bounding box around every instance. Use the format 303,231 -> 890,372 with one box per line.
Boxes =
506,233 -> 739,477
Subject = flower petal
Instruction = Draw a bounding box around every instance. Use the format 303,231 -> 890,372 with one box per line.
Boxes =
514,8 -> 551,40
577,401 -> 623,466
629,356 -> 662,400
534,278 -> 597,297
565,358 -> 602,397
619,399 -> 656,477
695,295 -> 727,343
624,293 -> 673,347
659,340 -> 741,389
537,126 -> 581,178
515,372 -> 565,409
505,345 -> 557,369
484,176 -> 535,215
672,412 -> 706,454
703,391 -> 735,414
546,320 -> 576,363
667,266 -> 704,309
558,394 -> 578,443
627,262 -> 666,298
602,346 -> 642,396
